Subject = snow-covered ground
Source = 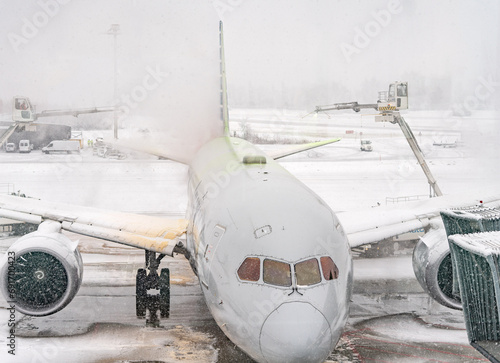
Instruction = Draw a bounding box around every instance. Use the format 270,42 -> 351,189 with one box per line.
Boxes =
1,109 -> 498,212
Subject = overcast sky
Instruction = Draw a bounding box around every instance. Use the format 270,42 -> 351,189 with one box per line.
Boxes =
1,0 -> 498,115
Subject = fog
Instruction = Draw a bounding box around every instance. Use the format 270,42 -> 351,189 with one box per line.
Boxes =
0,1 -> 499,141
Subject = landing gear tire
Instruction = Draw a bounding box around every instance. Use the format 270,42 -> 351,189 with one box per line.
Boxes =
159,268 -> 170,318
136,251 -> 171,320
136,268 -> 147,317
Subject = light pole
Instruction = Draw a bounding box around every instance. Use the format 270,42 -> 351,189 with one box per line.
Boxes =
107,24 -> 120,139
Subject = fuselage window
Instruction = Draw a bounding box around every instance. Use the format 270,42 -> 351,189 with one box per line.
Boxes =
320,256 -> 339,280
237,257 -> 261,282
263,259 -> 292,287
295,258 -> 321,286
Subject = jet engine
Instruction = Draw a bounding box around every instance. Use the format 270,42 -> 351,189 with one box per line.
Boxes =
0,227 -> 83,316
412,227 -> 462,310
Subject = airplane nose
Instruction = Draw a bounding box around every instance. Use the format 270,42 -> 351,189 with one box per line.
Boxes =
259,302 -> 333,363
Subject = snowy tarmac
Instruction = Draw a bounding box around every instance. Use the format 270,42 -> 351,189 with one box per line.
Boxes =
0,110 -> 498,362
0,236 -> 487,363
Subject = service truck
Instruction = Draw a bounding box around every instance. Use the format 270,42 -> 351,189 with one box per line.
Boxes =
19,140 -> 32,153
312,81 -> 442,197
360,139 -> 373,152
42,140 -> 80,154
5,143 -> 15,152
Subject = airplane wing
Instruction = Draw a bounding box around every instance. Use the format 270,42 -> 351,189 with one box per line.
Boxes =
0,194 -> 188,256
338,193 -> 500,247
270,138 -> 341,160
108,137 -> 342,165
107,138 -> 191,164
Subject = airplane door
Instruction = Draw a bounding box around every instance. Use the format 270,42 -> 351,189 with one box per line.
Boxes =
201,224 -> 226,287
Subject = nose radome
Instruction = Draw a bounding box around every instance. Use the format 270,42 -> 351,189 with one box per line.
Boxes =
259,302 -> 333,363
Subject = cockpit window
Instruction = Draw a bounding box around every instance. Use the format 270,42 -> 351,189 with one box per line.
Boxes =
237,257 -> 260,282
295,258 -> 321,286
320,256 -> 339,280
263,259 -> 292,287
238,256 -> 338,286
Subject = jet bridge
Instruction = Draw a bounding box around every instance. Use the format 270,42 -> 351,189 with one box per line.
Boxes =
442,206 -> 500,362
313,82 -> 442,197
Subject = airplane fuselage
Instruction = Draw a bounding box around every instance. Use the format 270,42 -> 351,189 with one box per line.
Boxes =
185,136 -> 353,363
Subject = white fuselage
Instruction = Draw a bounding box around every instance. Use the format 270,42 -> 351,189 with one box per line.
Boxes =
185,137 -> 353,363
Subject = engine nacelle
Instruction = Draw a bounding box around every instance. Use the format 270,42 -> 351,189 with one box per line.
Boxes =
0,229 -> 83,316
412,227 -> 462,310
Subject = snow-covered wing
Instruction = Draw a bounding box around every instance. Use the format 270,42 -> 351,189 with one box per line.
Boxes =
108,138 -> 191,164
0,194 -> 188,256
338,193 -> 500,248
271,138 -> 341,160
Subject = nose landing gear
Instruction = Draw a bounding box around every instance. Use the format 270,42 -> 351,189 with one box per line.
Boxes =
136,250 -> 170,319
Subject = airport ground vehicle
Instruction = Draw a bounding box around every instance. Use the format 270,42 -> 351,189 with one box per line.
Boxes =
0,96 -> 113,150
360,139 -> 372,151
314,82 -> 442,197
5,143 -> 15,152
4,123 -> 72,150
42,140 -> 80,154
19,139 -> 32,153
314,81 -> 408,114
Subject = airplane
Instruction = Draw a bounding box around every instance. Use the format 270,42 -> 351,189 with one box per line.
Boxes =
0,22 -> 499,363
